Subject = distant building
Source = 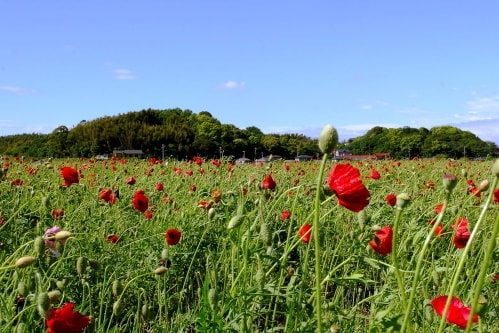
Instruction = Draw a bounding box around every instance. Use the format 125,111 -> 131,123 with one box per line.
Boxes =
235,157 -> 252,164
333,150 -> 390,161
113,149 -> 144,158
295,155 -> 314,162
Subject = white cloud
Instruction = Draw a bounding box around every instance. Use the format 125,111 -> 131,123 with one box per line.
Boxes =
0,85 -> 35,95
113,69 -> 135,80
359,104 -> 373,110
218,80 -> 246,89
454,95 -> 499,121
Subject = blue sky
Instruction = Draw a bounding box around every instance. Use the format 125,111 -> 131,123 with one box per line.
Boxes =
1,1 -> 499,144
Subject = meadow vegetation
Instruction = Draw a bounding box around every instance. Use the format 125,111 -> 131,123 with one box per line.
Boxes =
0,143 -> 498,332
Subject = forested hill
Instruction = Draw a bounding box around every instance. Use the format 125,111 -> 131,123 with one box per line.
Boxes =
0,108 -> 496,159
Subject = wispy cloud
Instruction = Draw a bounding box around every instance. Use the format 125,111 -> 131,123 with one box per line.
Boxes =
217,80 -> 246,89
113,69 -> 135,80
455,95 -> 499,121
0,85 -> 35,95
454,118 -> 499,144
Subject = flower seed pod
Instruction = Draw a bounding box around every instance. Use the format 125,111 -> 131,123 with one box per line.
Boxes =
56,279 -> 66,291
15,256 -> 36,269
112,279 -> 123,297
37,292 -> 50,318
76,257 -> 88,275
34,236 -> 45,256
17,281 -> 29,297
47,290 -> 61,303
318,124 -> 339,155
154,266 -> 168,276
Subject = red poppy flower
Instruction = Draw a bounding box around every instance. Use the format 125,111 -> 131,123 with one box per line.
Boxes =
452,218 -> 470,249
107,234 -> 120,244
366,168 -> 381,180
189,184 -> 197,192
328,164 -> 370,212
144,210 -> 153,219
155,182 -> 164,191
211,189 -> 222,203
385,193 -> 396,207
434,203 -> 444,215
164,228 -> 182,245
298,223 -> 312,243
126,176 -> 136,185
198,200 -> 213,210
369,226 -> 393,255
262,174 -> 277,190
428,219 -> 444,238
193,156 -> 203,165
132,190 -> 149,212
493,189 -> 499,203
46,302 -> 90,333
60,167 -> 79,187
11,178 -> 23,186
430,295 -> 479,329
281,209 -> 291,221
211,159 -> 221,167
99,189 -> 116,204
51,209 -> 65,220
184,170 -> 193,176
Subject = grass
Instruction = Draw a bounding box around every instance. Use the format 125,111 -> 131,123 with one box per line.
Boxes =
0,155 -> 498,332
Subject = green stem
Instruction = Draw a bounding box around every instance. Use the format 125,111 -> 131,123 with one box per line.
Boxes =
313,153 -> 329,332
400,193 -> 451,333
464,175 -> 498,332
391,207 -> 408,312
437,176 -> 497,333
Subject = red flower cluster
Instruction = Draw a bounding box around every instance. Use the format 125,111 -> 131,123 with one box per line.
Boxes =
328,164 -> 370,212
452,218 -> 470,249
132,190 -> 149,212
46,302 -> 90,333
366,168 -> 381,180
369,226 -> 393,255
60,167 -> 79,187
281,209 -> 291,221
431,295 -> 479,329
165,228 -> 182,245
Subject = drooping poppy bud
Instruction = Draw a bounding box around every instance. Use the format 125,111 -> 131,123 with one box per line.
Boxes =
318,124 -> 338,155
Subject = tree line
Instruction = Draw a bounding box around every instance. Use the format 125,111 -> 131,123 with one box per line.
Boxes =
0,108 -> 496,159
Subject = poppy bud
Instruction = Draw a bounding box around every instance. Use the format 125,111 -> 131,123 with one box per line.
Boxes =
318,124 -> 339,155
476,296 -> 488,316
112,279 -> 123,297
254,269 -> 265,290
17,281 -> 29,297
161,248 -> 169,260
208,288 -> 218,311
395,193 -> 410,209
34,236 -> 45,256
112,299 -> 123,316
15,256 -> 36,268
141,303 -> 154,320
227,214 -> 244,229
37,292 -> 50,318
56,279 -> 66,290
461,168 -> 468,178
442,174 -> 458,194
41,195 -> 50,209
154,266 -> 168,275
208,207 -> 216,220
47,290 -> 61,303
492,158 -> 499,177
54,230 -> 72,241
357,209 -> 369,228
15,323 -> 26,333
259,223 -> 272,246
478,179 -> 490,192
76,257 -> 88,275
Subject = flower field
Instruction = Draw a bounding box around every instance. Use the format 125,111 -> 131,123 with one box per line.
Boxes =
1,148 -> 498,332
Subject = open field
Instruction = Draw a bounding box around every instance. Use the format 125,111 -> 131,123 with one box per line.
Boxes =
0,154 -> 498,332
